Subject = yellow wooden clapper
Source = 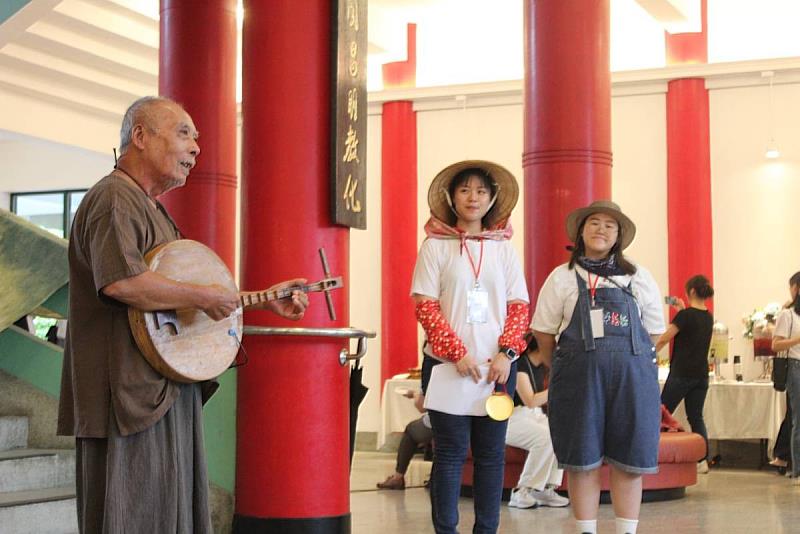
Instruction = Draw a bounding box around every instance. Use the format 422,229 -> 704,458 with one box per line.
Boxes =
485,386 -> 514,421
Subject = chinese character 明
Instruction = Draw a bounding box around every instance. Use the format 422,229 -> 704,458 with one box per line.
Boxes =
342,125 -> 359,163
346,0 -> 359,31
347,88 -> 358,121
343,174 -> 362,212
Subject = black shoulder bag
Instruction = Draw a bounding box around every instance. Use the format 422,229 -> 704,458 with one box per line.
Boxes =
772,314 -> 792,392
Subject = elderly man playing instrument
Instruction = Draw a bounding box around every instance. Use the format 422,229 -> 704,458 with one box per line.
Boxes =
57,96 -> 308,533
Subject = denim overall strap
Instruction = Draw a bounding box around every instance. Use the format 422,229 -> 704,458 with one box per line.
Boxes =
625,286 -> 644,355
574,271 -> 596,352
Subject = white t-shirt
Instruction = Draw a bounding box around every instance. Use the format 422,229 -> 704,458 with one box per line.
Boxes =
774,308 -> 800,360
531,262 -> 666,337
411,238 -> 529,363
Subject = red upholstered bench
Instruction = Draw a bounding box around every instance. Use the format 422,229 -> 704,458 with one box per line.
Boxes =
461,432 -> 706,502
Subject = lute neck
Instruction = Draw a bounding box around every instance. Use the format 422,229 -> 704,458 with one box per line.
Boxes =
239,284 -> 307,309
238,277 -> 342,310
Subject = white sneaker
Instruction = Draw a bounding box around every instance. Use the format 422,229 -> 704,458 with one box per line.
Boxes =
508,487 -> 539,509
697,460 -> 709,474
530,487 -> 570,508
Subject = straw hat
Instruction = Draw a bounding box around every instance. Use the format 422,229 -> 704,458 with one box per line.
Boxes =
565,200 -> 636,250
427,160 -> 518,228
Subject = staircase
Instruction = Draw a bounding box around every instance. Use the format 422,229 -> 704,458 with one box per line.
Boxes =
0,209 -> 77,532
0,415 -> 77,534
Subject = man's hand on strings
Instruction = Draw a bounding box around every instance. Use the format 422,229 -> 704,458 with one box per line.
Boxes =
262,278 -> 309,320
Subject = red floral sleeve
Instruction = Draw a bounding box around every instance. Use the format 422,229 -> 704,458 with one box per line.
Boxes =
415,299 -> 467,362
498,302 -> 530,355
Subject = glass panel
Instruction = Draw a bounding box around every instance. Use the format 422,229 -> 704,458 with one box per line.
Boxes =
32,316 -> 58,342
67,191 -> 86,233
13,193 -> 65,238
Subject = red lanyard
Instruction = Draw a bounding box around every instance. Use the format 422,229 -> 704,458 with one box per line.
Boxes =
588,272 -> 601,306
464,240 -> 484,286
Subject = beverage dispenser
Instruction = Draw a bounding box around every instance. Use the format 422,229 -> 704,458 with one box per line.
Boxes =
708,321 -> 729,380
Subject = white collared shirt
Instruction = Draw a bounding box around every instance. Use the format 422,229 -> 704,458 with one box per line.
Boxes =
531,262 -> 666,337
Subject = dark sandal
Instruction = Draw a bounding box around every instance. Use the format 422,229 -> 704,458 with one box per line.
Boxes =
376,475 -> 405,490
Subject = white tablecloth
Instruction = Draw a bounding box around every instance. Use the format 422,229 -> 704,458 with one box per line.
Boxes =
670,380 -> 786,449
380,376 -> 787,451
379,377 -> 422,449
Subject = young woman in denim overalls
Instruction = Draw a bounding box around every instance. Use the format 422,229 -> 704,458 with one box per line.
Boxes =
411,161 -> 529,534
532,201 -> 665,534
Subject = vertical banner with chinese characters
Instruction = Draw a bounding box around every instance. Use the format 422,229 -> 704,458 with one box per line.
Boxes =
331,0 -> 367,229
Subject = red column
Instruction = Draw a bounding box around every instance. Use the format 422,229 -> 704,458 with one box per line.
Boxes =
236,1 -> 350,531
665,0 -> 713,310
158,0 -> 237,270
381,24 -> 417,390
523,0 -> 612,305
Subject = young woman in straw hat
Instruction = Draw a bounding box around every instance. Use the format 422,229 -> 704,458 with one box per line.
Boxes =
411,160 -> 529,534
532,201 -> 665,534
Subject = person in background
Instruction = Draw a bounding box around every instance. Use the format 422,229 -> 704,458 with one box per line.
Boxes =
505,333 -> 569,509
771,271 -> 800,486
656,275 -> 715,474
533,200 -> 664,534
771,405 -> 792,474
376,389 -> 433,490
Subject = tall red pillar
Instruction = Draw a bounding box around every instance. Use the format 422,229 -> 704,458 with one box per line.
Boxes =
381,24 -> 418,389
158,0 -> 237,269
523,0 -> 612,305
236,1 -> 351,532
665,0 -> 713,309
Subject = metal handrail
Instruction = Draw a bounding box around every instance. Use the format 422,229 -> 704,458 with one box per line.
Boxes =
242,325 -> 376,365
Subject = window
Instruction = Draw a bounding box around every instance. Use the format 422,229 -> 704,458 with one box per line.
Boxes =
9,190 -> 83,343
10,189 -> 87,239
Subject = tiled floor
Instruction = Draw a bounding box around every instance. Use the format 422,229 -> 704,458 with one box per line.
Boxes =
349,452 -> 800,533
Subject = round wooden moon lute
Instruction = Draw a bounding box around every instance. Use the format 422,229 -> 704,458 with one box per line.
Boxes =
128,240 -> 243,383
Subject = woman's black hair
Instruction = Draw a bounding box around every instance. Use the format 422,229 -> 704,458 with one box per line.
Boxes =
685,274 -> 714,299
567,217 -> 637,275
446,167 -> 498,227
523,331 -> 538,354
790,271 -> 800,315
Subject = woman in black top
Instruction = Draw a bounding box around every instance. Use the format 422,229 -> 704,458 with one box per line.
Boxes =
656,274 -> 715,473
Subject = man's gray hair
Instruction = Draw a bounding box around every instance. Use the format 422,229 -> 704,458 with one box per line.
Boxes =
119,96 -> 175,154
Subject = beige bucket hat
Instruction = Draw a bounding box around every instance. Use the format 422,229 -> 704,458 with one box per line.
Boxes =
565,199 -> 636,250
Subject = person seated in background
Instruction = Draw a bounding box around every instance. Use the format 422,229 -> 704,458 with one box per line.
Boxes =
505,333 -> 569,509
377,389 -> 433,490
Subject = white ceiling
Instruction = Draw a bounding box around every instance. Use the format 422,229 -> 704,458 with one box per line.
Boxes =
0,0 -> 157,120
1,0 -> 798,153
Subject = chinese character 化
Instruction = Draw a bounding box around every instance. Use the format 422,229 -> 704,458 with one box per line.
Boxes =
343,174 -> 362,212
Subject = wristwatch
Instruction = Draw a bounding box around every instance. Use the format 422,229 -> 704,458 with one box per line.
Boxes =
500,346 -> 517,361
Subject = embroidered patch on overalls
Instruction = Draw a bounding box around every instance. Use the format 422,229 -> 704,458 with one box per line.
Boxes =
603,311 -> 629,328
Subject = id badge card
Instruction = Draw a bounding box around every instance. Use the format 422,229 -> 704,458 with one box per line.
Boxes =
467,285 -> 489,324
590,307 -> 605,338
